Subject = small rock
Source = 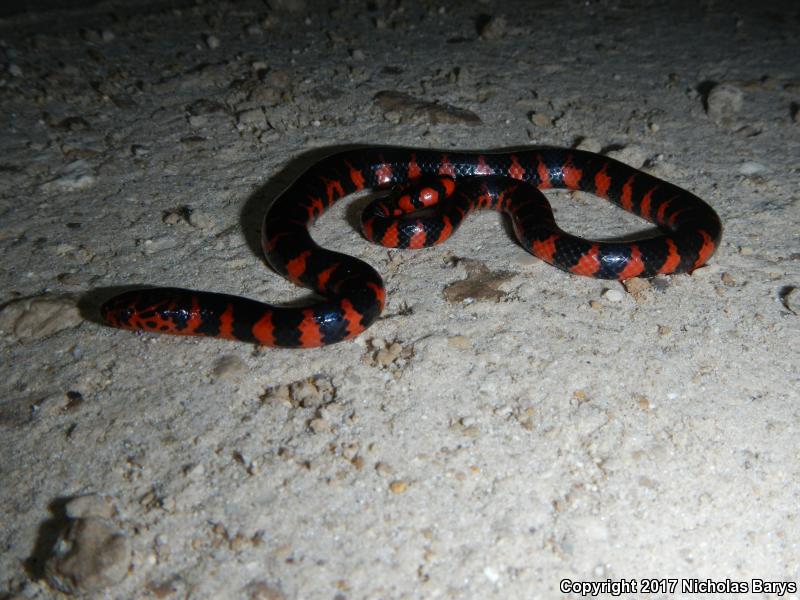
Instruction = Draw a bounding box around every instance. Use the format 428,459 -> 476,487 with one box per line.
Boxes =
188,209 -> 216,231
477,14 -> 507,40
204,34 -> 220,49
738,161 -> 767,176
621,277 -> 650,301
237,108 -> 267,131
705,82 -> 744,126
484,566 -> 500,583
141,236 -> 179,254
180,135 -> 207,149
375,462 -> 394,477
261,376 -> 336,409
389,480 -> 408,494
575,137 -> 603,153
162,206 -> 192,225
45,518 -> 131,594
8,63 -> 23,77
528,112 -> 552,127
212,355 -> 248,379
374,90 -> 481,126
633,393 -> 650,410
186,98 -> 227,116
0,295 -> 82,341
65,494 -> 115,520
778,286 -> 797,314
309,417 -> 330,433
602,288 -> 624,303
244,580 -> 286,600
375,341 -> 403,367
447,335 -> 471,349
57,272 -> 89,287
606,145 -> 646,169
40,160 -> 97,192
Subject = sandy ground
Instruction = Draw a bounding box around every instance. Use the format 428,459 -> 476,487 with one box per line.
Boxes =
1,0 -> 799,598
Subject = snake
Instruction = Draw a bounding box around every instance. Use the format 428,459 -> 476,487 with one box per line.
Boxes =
100,147 -> 722,348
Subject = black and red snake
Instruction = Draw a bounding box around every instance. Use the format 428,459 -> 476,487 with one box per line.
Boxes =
101,148 -> 722,348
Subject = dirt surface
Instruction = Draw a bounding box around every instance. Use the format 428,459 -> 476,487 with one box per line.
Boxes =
1,1 -> 798,598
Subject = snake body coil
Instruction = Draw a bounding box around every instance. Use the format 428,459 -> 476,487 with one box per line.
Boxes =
101,148 -> 722,347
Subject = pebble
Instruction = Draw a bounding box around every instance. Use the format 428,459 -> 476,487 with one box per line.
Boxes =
40,160 -> 97,192
237,108 -> 268,131
141,235 -> 179,254
375,341 -> 403,366
0,295 -> 82,341
738,161 -> 767,176
261,376 -> 336,409
621,277 -> 650,301
374,90 -> 481,125
633,393 -> 651,410
309,417 -> 330,433
65,494 -> 115,519
57,272 -> 89,287
375,462 -> 394,477
602,288 -> 624,303
705,82 -> 744,126
478,15 -> 507,40
8,63 -> 23,77
389,480 -> 408,494
575,137 -> 603,153
204,34 -> 220,49
778,286 -> 797,314
244,580 -> 286,600
528,112 -> 552,127
162,206 -> 192,225
45,517 -> 131,594
186,98 -> 227,116
191,210 -> 216,230
180,135 -> 207,149
212,355 -> 248,379
605,145 -> 646,169
447,335 -> 472,349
